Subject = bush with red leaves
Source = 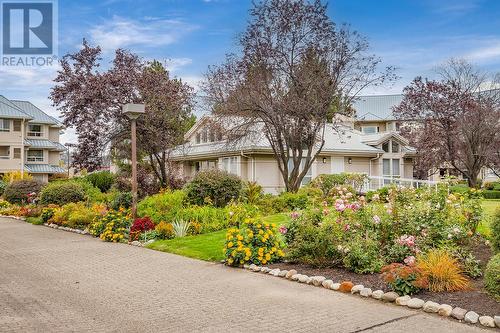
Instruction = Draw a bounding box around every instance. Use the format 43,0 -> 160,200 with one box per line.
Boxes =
130,216 -> 155,241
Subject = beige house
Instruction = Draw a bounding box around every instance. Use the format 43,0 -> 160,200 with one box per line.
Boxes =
171,95 -> 417,194
0,96 -> 66,183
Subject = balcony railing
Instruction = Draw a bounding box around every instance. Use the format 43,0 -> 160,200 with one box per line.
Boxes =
361,176 -> 439,193
27,131 -> 43,137
27,156 -> 43,162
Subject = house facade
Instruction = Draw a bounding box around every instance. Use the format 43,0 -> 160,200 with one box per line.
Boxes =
171,94 -> 417,194
0,96 -> 66,183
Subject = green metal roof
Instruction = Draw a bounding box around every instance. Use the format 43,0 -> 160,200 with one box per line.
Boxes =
11,100 -> 62,126
353,94 -> 403,121
24,139 -> 67,151
25,164 -> 66,174
0,95 -> 32,119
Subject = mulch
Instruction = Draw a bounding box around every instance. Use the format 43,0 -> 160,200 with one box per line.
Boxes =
269,241 -> 500,317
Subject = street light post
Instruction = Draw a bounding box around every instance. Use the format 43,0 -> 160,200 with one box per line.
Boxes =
122,103 -> 145,219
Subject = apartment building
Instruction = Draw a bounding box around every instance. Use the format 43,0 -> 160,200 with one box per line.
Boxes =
0,96 -> 66,183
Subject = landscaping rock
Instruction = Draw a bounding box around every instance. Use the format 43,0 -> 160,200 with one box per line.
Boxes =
395,295 -> 411,306
371,290 -> 384,300
249,264 -> 257,271
495,316 -> 500,328
130,241 -> 141,246
351,284 -> 364,294
251,265 -> 261,272
451,307 -> 468,321
144,239 -> 155,246
269,269 -> 280,277
464,311 -> 479,324
407,298 -> 425,309
330,283 -> 340,291
278,270 -> 288,277
306,277 -> 313,285
286,269 -> 297,279
438,304 -> 453,317
243,264 -> 250,269
423,301 -> 440,313
479,316 -> 495,328
360,288 -> 372,297
312,276 -> 326,287
339,281 -> 354,293
291,274 -> 300,281
81,230 -> 88,235
260,267 -> 271,273
322,279 -> 333,289
381,292 -> 399,302
298,275 -> 309,283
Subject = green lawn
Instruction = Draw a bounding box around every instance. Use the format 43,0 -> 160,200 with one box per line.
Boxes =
146,213 -> 290,262
478,199 -> 500,237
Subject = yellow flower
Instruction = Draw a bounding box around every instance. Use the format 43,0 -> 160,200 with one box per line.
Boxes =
228,258 -> 234,264
227,242 -> 234,248
258,230 -> 263,235
262,259 -> 267,264
265,253 -> 271,260
271,247 -> 276,252
237,235 -> 243,241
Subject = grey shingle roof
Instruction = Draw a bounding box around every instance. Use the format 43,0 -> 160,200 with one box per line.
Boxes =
24,139 -> 66,151
352,94 -> 403,121
24,164 -> 66,174
11,100 -> 61,126
0,95 -> 32,119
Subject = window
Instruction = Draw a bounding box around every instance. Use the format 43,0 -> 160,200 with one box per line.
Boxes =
288,158 -> 312,186
28,124 -> 43,137
362,126 -> 379,134
0,119 -> 10,132
391,141 -> 400,153
0,146 -> 10,159
221,157 -> 238,175
383,159 -> 390,176
27,150 -> 43,162
382,141 -> 389,152
13,148 -> 21,159
195,133 -> 201,144
392,159 -> 400,176
13,120 -> 21,132
209,130 -> 216,142
201,128 -> 208,143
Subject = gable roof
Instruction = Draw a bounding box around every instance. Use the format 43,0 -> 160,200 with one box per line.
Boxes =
0,95 -> 32,119
352,94 -> 403,121
10,100 -> 62,126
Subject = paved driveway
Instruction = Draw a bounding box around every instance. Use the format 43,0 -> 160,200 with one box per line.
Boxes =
0,218 -> 487,333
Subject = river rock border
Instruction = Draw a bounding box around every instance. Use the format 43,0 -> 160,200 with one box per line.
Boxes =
243,264 -> 500,330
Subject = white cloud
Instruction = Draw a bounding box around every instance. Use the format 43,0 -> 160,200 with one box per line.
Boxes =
89,15 -> 198,52
464,42 -> 500,62
164,57 -> 193,72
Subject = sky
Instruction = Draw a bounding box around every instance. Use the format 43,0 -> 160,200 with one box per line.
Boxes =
1,0 -> 500,144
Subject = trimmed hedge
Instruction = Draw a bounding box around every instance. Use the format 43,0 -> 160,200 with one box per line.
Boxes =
85,171 -> 115,193
185,170 -> 243,207
3,180 -> 41,204
491,208 -> 500,254
483,190 -> 500,199
40,181 -> 86,205
485,253 -> 500,300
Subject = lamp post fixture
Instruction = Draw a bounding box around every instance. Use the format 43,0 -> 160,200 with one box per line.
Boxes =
122,103 -> 145,219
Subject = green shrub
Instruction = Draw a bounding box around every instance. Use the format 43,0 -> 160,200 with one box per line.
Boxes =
484,253 -> 500,300
155,221 -> 174,239
110,192 -> 132,210
310,173 -> 369,195
342,239 -> 385,274
26,216 -> 43,225
184,170 -> 242,207
243,181 -> 263,204
491,208 -> 500,254
40,181 -> 86,205
50,202 -> 97,228
176,205 -> 229,233
137,190 -> 186,224
484,181 -> 500,191
3,180 -> 41,204
41,207 -> 57,223
483,190 -> 500,199
271,192 -> 309,212
75,179 -> 106,202
85,171 -> 115,193
0,180 -> 6,196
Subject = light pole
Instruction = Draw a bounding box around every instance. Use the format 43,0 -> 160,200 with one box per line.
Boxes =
122,103 -> 145,219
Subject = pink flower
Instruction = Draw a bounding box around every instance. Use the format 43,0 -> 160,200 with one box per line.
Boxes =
335,202 -> 346,212
343,224 -> 350,231
322,208 -> 330,216
372,215 -> 381,224
279,225 -> 287,235
404,256 -> 416,266
349,202 -> 360,211
290,211 -> 301,219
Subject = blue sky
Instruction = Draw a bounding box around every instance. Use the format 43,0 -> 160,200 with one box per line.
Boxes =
1,0 -> 500,143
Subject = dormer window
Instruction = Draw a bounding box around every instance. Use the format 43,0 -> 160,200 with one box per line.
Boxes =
382,141 -> 389,152
28,124 -> 43,137
362,125 -> 379,134
195,133 -> 201,144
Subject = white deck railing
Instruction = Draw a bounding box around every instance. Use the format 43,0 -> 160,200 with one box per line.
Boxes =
361,176 -> 439,193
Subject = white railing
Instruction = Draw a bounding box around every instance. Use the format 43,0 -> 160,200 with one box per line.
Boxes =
361,176 -> 439,193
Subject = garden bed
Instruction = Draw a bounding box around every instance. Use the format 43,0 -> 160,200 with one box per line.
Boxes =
269,240 -> 500,318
